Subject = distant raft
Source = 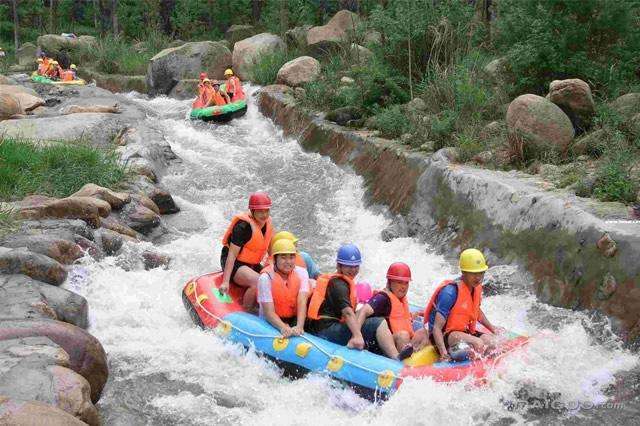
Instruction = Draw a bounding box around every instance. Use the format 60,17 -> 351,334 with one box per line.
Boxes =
182,271 -> 529,400
31,73 -> 86,86
189,99 -> 248,123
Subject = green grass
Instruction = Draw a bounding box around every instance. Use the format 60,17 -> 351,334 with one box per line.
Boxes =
248,49 -> 300,85
85,33 -> 171,75
0,138 -> 127,201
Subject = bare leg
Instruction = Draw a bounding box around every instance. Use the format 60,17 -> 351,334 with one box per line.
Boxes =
232,266 -> 260,311
447,331 -> 487,356
393,331 -> 411,352
411,328 -> 429,350
375,320 -> 400,359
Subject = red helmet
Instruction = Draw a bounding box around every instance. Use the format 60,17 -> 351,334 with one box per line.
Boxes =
386,262 -> 411,282
199,72 -> 207,80
248,192 -> 272,210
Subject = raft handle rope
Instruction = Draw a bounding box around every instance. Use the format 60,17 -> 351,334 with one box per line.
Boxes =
191,283 -> 403,381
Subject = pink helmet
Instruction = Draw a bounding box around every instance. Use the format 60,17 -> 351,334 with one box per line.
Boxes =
248,192 -> 272,210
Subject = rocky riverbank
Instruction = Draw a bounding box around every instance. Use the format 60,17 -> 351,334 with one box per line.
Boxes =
257,85 -> 640,346
0,77 -> 180,424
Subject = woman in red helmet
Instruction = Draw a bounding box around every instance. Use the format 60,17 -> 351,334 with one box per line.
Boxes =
355,262 -> 420,355
220,192 -> 274,311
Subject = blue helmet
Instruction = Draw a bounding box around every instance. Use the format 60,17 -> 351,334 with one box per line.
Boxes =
336,244 -> 362,266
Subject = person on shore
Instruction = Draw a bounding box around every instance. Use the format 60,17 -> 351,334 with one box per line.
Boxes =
224,68 -> 245,102
356,262 -> 424,353
220,192 -> 274,311
306,244 -> 414,361
424,248 -> 505,361
268,231 -> 320,281
258,239 -> 310,337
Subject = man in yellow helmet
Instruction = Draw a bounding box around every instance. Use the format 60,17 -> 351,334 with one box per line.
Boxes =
423,248 -> 505,361
257,239 -> 311,337
269,231 -> 320,280
224,68 -> 245,102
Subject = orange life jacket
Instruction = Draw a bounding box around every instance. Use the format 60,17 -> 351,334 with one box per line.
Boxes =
42,57 -> 50,68
61,70 -> 74,81
192,85 -> 207,108
259,265 -> 301,319
222,212 -> 273,265
211,89 -> 227,106
227,76 -> 245,101
307,273 -> 357,321
37,63 -> 47,75
423,279 -> 482,334
374,289 -> 414,337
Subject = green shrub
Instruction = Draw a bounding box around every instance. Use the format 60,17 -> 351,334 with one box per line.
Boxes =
593,152 -> 639,203
370,105 -> 411,139
495,0 -> 640,97
0,138 -> 127,201
248,50 -> 296,85
87,35 -> 166,75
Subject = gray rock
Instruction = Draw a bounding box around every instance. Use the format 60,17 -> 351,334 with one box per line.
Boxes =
16,42 -> 37,67
610,93 -> 640,119
147,41 -> 232,95
232,33 -> 285,81
325,106 -> 362,126
0,248 -> 67,285
0,397 -> 86,426
168,78 -> 199,100
307,10 -> 360,54
32,282 -> 88,329
285,25 -> 312,48
0,234 -> 83,265
94,228 -> 124,255
405,97 -> 427,112
340,76 -> 355,85
225,24 -> 256,44
0,319 -> 109,403
276,56 -> 321,87
37,34 -> 96,64
19,219 -> 94,242
119,200 -> 160,235
0,274 -> 57,322
350,44 -> 373,63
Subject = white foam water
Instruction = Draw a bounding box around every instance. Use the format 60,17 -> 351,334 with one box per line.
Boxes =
67,86 -> 638,425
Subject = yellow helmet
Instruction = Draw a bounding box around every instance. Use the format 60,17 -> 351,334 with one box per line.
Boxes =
459,248 -> 488,273
271,239 -> 297,256
70,64 -> 77,69
272,230 -> 299,245
224,68 -> 233,76
37,58 -> 43,62
52,60 -> 58,65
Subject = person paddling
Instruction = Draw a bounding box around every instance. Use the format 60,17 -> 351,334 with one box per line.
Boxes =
258,239 -> 310,337
224,68 -> 245,101
424,248 -> 505,361
220,192 -> 274,311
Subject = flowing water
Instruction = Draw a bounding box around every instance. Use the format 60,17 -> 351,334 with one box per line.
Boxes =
65,87 -> 640,425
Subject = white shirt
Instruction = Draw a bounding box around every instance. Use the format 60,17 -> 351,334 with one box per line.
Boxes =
257,266 -> 310,317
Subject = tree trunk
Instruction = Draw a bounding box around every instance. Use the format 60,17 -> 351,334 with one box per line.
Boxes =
93,0 -> 98,30
111,0 -> 118,36
159,0 -> 176,36
279,0 -> 288,36
251,0 -> 264,25
12,0 -> 19,51
71,0 -> 84,24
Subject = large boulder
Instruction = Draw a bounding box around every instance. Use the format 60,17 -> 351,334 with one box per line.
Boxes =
36,34 -> 96,63
0,319 -> 108,403
16,42 -> 37,67
0,397 -> 87,425
168,78 -> 199,100
483,57 -> 512,85
0,84 -> 45,112
506,94 -> 575,154
0,248 -> 67,286
548,79 -> 595,133
0,93 -> 21,120
14,196 -> 111,228
610,93 -> 640,119
276,56 -> 320,87
146,41 -> 232,96
31,282 -> 88,329
71,183 -> 130,210
285,25 -> 312,49
307,10 -> 360,53
232,33 -> 285,81
100,215 -> 138,238
0,234 -> 83,265
118,201 -> 161,235
0,275 -> 57,322
225,24 -> 257,44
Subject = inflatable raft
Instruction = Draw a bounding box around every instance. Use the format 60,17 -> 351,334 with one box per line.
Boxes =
190,99 -> 247,123
31,73 -> 86,86
182,271 -> 528,399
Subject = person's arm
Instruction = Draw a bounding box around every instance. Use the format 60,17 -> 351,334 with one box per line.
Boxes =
355,303 -> 374,328
220,243 -> 240,293
343,307 -> 364,350
432,312 -> 450,361
300,251 -> 321,280
478,309 -> 504,334
262,302 -> 294,337
293,291 -> 309,335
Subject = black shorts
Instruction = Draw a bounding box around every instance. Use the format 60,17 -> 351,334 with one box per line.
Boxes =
220,256 -> 262,281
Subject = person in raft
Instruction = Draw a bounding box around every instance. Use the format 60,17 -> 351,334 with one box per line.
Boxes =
45,60 -> 61,79
306,244 -> 414,360
224,68 -> 245,102
220,192 -> 274,311
192,73 -> 210,108
424,248 -> 505,361
212,81 -> 231,105
258,239 -> 310,337
269,231 -> 320,281
355,262 -> 425,354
